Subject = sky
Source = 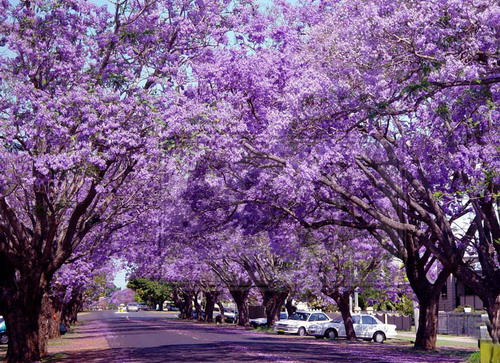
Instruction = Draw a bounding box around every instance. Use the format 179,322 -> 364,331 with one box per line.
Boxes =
113,269 -> 128,290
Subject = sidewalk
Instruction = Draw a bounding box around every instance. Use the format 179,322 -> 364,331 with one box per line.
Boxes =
396,331 -> 477,347
47,319 -> 110,359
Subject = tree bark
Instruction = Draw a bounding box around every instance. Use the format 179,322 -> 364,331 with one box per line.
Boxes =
217,301 -> 225,323
62,292 -> 83,326
484,294 -> 500,344
181,292 -> 193,320
332,291 -> 356,340
229,288 -> 250,327
38,293 -> 52,357
262,289 -> 288,327
414,291 -> 440,350
285,298 -> 295,317
204,292 -> 216,323
193,292 -> 203,321
3,286 -> 45,363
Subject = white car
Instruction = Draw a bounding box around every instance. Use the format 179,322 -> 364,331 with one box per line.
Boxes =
127,303 -> 139,312
274,311 -> 331,336
307,314 -> 397,342
251,312 -> 288,327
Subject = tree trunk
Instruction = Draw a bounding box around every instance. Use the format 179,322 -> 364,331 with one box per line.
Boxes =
156,299 -> 164,311
3,288 -> 45,363
414,291 -> 439,350
217,301 -> 225,323
181,292 -> 193,320
230,288 -> 250,327
262,290 -> 288,327
335,292 -> 356,340
204,292 -> 216,323
62,292 -> 83,326
485,294 -> 500,344
285,298 -> 295,317
38,293 -> 52,357
193,292 -> 203,321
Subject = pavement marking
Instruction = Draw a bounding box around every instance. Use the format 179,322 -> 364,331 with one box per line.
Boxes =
192,336 -> 199,340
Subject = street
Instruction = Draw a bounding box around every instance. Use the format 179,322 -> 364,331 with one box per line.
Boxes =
47,311 -> 472,362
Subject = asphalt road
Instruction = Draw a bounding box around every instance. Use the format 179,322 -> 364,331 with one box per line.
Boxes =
61,311 -> 469,363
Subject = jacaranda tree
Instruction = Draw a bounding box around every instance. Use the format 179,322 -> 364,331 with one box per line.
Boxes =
0,0 -> 245,360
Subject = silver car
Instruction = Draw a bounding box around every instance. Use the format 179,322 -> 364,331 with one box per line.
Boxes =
308,314 -> 397,342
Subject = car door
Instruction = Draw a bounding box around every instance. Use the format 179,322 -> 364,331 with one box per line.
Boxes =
308,313 -> 319,327
359,315 -> 378,338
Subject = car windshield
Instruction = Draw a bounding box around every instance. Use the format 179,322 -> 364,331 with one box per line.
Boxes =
288,312 -> 310,321
0,317 -> 3,324
332,317 -> 343,323
279,312 -> 288,319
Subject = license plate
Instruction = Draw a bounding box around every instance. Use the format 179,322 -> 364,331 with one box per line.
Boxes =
278,329 -> 284,333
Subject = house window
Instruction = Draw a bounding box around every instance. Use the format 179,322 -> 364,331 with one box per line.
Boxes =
464,284 -> 475,296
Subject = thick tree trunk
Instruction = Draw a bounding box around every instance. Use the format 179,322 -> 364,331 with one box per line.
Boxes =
3,289 -> 45,363
173,287 -> 193,320
156,299 -> 164,311
402,234 -> 449,351
262,290 -> 288,327
181,292 -> 193,320
194,292 -> 203,321
62,293 -> 83,326
229,288 -> 250,327
39,293 -> 52,357
414,291 -> 439,350
335,292 -> 356,341
204,292 -> 216,323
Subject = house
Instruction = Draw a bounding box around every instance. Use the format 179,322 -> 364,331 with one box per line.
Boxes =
439,274 -> 483,312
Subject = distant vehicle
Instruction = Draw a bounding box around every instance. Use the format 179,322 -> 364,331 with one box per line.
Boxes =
165,302 -> 180,311
0,316 -> 7,344
137,303 -> 149,311
307,314 -> 397,342
127,303 -> 139,312
274,311 -> 331,336
118,304 -> 127,312
215,308 -> 238,324
250,312 -> 288,328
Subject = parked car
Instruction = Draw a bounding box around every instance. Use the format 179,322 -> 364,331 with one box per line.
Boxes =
137,303 -> 149,311
0,316 -> 7,345
250,312 -> 288,328
127,303 -> 139,312
307,314 -> 397,342
274,311 -> 331,336
215,308 -> 238,324
0,316 -> 67,345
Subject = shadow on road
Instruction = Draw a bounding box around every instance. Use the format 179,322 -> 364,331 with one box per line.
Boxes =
51,340 -> 471,363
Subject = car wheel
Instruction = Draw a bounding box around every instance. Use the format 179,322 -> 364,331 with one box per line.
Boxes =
298,327 -> 306,336
325,329 -> 338,340
373,331 -> 385,343
0,334 -> 8,345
